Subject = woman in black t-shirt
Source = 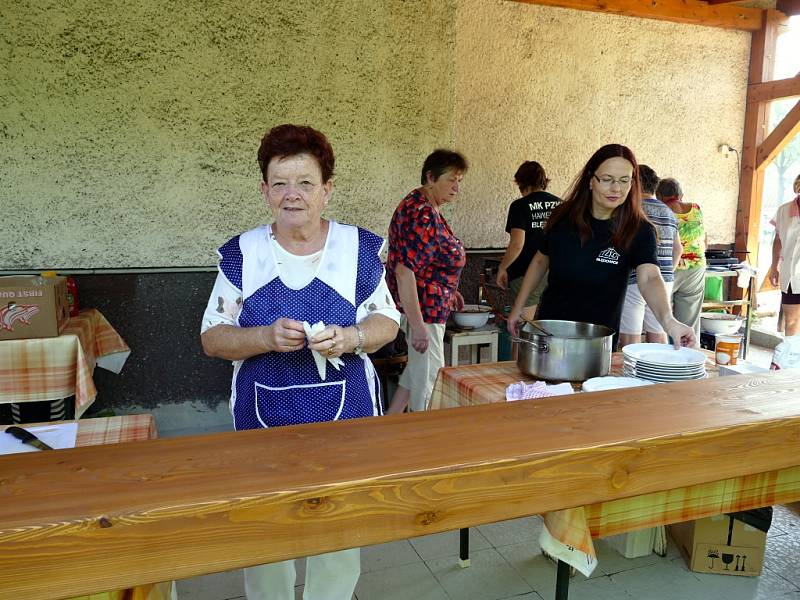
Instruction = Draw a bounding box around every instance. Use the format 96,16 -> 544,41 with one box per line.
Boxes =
507,144 -> 696,349
496,161 -> 561,320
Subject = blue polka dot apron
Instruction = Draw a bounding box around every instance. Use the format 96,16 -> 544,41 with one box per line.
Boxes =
218,222 -> 385,431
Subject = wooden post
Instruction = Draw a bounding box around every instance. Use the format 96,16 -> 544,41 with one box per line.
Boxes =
734,9 -> 780,267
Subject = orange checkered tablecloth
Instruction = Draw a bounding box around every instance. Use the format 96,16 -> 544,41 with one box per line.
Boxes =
428,356 -> 800,575
75,413 -> 156,446
0,308 -> 130,417
428,353 -> 718,410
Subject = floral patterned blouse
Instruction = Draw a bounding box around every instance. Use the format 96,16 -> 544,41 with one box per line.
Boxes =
386,188 -> 466,324
675,203 -> 706,270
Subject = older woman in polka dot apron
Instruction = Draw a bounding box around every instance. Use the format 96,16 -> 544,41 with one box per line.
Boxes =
201,125 -> 400,600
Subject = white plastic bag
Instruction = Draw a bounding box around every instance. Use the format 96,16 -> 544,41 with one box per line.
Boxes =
770,335 -> 800,370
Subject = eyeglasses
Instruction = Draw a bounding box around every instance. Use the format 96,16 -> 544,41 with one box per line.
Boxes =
593,174 -> 632,187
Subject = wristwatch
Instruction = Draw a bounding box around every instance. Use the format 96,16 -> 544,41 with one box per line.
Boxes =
354,324 -> 365,354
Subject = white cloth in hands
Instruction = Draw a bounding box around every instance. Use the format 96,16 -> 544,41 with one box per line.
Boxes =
303,321 -> 344,381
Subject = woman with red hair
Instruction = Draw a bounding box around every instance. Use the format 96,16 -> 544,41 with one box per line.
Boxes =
201,124 -> 400,600
507,144 -> 695,349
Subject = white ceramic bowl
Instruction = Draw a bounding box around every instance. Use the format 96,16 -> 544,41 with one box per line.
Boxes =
700,312 -> 742,335
452,304 -> 492,328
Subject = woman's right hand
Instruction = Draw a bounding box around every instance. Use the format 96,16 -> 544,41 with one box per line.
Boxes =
507,307 -> 523,337
496,268 -> 508,289
262,318 -> 306,353
409,323 -> 429,354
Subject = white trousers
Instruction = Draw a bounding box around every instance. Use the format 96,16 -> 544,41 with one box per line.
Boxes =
397,316 -> 446,412
620,281 -> 674,335
244,548 -> 360,600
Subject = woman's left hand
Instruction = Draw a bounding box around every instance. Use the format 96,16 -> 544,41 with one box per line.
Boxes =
308,324 -> 357,359
666,319 -> 697,349
448,291 -> 465,311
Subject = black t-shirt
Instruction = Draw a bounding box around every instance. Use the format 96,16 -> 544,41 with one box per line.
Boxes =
504,191 -> 562,281
538,217 -> 658,333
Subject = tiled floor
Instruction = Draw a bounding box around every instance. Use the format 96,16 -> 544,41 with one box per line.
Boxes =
174,345 -> 797,599
176,507 -> 800,599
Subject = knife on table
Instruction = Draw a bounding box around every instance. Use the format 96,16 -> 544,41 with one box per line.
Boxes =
4,426 -> 54,451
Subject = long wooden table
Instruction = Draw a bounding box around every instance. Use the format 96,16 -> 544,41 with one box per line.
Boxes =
1,370 -> 799,599
429,358 -> 799,589
1,415 -> 173,600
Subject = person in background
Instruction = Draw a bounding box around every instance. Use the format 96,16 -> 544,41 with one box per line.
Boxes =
507,144 -> 695,350
496,161 -> 561,321
385,149 -> 467,414
619,165 -> 682,348
656,177 -> 707,339
768,173 -> 800,337
200,124 -> 400,600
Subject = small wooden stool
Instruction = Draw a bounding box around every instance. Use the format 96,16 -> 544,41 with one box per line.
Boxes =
444,324 -> 499,366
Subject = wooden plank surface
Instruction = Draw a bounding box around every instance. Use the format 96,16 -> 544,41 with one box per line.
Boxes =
508,0 -> 763,30
1,370 -> 800,599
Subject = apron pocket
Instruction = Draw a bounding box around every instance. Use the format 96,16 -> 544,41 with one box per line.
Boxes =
254,380 -> 346,427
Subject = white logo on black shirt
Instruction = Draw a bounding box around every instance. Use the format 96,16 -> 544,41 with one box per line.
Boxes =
596,247 -> 620,265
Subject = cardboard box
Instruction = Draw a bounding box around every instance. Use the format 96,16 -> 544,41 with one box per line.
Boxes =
669,512 -> 769,576
0,276 -> 70,340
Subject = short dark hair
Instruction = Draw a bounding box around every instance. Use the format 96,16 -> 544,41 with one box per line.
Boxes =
420,149 -> 468,185
656,177 -> 683,199
257,124 -> 335,182
638,164 -> 659,195
514,161 -> 549,191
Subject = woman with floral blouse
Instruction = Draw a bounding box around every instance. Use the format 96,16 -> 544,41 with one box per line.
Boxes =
385,149 -> 468,413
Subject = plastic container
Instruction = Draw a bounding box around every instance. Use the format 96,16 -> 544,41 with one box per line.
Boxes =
715,334 -> 742,366
65,277 -> 79,316
704,276 -> 723,302
41,271 -> 79,316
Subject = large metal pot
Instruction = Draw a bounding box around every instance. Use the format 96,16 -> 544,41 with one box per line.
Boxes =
513,320 -> 613,381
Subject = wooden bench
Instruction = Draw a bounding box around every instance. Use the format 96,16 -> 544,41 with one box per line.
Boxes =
1,369 -> 799,600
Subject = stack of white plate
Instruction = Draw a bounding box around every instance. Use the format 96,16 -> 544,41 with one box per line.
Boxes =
621,343 -> 707,383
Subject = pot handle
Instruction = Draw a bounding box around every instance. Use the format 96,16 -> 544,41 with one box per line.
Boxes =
510,336 -> 549,353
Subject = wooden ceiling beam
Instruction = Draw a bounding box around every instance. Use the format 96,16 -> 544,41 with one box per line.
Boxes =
748,75 -> 800,104
756,99 -> 800,169
508,0 -> 764,31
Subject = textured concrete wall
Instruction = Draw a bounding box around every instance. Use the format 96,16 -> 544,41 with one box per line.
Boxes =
451,0 -> 750,247
0,0 -> 455,269
1,0 -> 749,269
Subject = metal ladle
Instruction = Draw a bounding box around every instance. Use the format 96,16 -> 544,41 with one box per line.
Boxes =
522,319 -> 553,337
